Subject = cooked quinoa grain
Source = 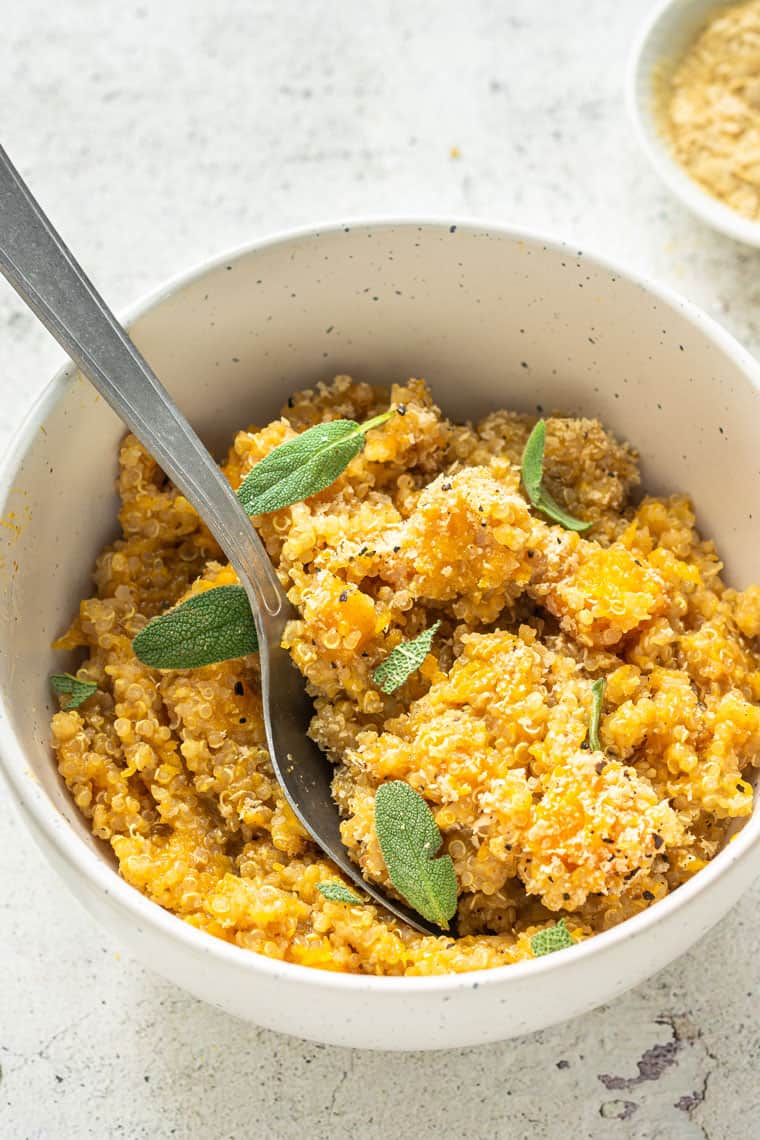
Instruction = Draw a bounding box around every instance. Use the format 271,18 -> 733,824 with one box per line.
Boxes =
51,376 -> 760,974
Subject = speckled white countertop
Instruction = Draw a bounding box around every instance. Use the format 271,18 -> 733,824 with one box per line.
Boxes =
2,1 -> 760,1136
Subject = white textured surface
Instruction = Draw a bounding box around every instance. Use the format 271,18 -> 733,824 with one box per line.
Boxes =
2,0 -> 759,1135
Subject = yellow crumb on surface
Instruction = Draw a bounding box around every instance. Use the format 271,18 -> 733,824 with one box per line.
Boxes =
661,0 -> 760,219
50,376 -> 760,975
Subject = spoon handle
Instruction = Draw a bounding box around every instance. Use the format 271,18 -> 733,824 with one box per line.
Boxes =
0,144 -> 285,624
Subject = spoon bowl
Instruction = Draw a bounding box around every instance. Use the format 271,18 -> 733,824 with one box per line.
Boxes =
262,621 -> 442,932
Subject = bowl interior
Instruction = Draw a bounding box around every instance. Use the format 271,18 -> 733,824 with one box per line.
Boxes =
629,0 -> 760,246
3,221 -> 760,864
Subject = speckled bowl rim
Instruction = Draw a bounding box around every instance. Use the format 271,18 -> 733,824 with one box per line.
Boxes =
626,0 -> 760,248
3,215 -> 760,995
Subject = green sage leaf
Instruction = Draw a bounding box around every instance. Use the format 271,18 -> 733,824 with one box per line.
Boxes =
530,918 -> 574,957
588,677 -> 605,752
50,673 -> 98,710
374,780 -> 458,929
372,621 -> 441,694
237,410 -> 394,515
316,882 -> 367,905
521,420 -> 591,532
132,585 -> 258,670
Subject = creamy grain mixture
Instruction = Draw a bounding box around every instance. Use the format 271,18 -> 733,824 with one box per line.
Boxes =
51,377 -> 760,974
662,0 -> 760,220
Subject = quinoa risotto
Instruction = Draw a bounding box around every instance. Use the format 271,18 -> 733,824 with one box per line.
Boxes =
50,377 -> 760,975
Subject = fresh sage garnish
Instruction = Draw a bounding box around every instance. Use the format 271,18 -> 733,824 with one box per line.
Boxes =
374,780 -> 458,929
133,585 -> 258,670
588,677 -> 605,752
372,621 -> 441,694
521,420 -> 591,532
237,410 -> 394,515
50,673 -> 98,710
316,882 -> 367,905
530,918 -> 574,957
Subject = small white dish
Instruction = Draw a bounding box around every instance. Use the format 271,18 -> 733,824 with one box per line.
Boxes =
628,0 -> 760,247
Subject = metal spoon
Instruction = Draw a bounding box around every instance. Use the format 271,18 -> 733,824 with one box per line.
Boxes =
0,145 -> 440,936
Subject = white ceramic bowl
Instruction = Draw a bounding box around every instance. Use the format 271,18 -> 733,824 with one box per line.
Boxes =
3,220 -> 760,1050
628,0 -> 760,247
